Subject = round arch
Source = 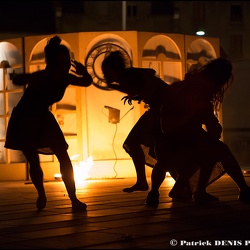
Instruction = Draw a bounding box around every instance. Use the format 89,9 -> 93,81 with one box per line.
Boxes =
85,33 -> 133,90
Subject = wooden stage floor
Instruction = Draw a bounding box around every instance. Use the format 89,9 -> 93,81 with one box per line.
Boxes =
0,174 -> 250,249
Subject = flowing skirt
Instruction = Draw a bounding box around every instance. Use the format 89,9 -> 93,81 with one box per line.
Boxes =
141,123 -> 225,192
5,107 -> 68,155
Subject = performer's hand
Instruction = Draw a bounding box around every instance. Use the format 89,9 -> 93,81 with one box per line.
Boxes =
70,60 -> 88,75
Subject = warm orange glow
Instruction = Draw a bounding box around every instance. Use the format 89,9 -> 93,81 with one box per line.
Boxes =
73,156 -> 93,184
164,173 -> 176,187
54,155 -> 93,183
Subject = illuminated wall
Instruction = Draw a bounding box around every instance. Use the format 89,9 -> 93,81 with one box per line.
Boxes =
0,31 -> 219,181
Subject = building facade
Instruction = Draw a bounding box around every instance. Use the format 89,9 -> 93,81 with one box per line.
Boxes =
0,1 -> 249,180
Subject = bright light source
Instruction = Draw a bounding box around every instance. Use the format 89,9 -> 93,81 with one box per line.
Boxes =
166,172 -> 171,177
54,173 -> 62,180
196,30 -> 205,36
54,156 -> 93,183
73,156 -> 93,183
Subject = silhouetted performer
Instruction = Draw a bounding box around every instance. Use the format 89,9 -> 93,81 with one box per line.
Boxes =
146,57 -> 250,207
102,50 -> 177,193
5,36 -> 93,212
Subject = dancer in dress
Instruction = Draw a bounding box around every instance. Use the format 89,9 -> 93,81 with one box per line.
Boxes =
5,36 -> 93,212
146,57 -> 250,206
101,50 -> 176,192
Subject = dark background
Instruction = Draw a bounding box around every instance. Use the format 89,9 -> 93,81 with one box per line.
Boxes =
0,1 -> 56,34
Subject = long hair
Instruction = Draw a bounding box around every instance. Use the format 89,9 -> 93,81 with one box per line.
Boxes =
198,57 -> 233,111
